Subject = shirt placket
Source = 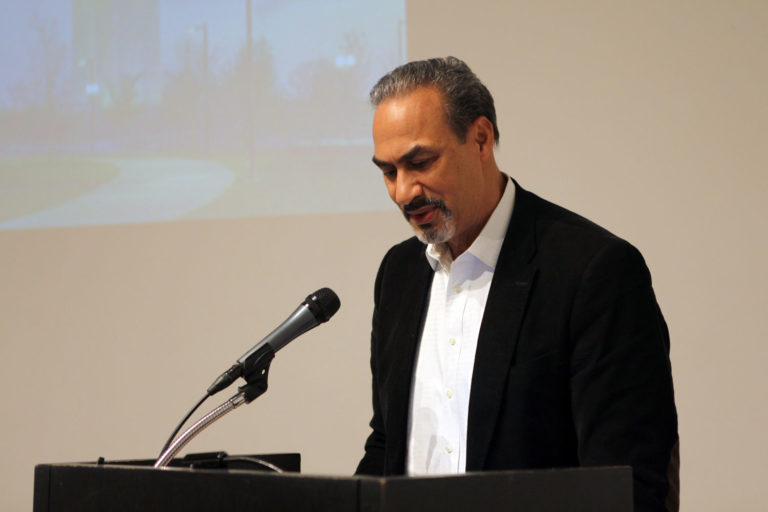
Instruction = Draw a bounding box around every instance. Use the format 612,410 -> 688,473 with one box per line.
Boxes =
442,267 -> 468,471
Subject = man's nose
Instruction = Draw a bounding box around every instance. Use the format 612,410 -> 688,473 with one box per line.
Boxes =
395,171 -> 423,206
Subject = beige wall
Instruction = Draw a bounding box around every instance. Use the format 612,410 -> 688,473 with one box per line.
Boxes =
406,1 -> 768,509
1,1 -> 766,510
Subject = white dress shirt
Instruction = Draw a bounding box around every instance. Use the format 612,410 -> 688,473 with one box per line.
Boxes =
406,176 -> 516,475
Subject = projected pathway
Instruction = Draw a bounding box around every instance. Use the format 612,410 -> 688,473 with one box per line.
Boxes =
0,157 -> 235,230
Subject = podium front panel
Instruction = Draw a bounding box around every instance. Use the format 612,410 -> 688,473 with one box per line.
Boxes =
360,467 -> 633,511
34,463 -> 358,512
34,461 -> 632,512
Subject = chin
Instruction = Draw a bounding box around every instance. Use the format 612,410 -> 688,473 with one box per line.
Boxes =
414,220 -> 456,245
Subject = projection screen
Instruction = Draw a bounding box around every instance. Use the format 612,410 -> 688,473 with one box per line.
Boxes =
0,0 -> 406,230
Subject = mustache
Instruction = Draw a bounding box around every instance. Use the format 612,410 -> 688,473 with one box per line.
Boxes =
402,196 -> 449,220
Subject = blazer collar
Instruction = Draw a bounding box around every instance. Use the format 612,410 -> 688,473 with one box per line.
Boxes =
384,243 -> 434,474
466,179 -> 539,470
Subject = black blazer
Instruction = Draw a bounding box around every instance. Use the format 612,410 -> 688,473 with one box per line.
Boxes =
356,182 -> 679,511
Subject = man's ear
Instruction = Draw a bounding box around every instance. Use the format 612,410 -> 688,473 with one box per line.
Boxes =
470,116 -> 495,159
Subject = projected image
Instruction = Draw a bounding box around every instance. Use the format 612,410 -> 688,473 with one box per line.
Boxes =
0,0 -> 406,229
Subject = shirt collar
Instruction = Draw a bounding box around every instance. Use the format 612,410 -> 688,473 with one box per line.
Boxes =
425,174 -> 516,271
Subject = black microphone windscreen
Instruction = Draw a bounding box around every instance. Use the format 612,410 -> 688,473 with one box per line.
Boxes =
304,287 -> 340,323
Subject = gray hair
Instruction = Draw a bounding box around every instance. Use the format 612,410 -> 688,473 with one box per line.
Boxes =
369,56 -> 499,144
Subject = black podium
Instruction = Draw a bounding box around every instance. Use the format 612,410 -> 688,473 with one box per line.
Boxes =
34,455 -> 632,511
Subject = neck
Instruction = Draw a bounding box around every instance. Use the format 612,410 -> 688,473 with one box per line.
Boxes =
446,169 -> 507,258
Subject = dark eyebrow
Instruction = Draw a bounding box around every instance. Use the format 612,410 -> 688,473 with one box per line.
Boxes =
372,144 -> 432,168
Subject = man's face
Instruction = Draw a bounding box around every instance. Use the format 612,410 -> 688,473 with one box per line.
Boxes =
371,87 -> 487,253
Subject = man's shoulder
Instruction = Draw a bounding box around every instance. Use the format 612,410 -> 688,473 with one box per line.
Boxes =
521,187 -> 617,238
387,235 -> 425,256
509,185 -> 651,280
378,236 -> 427,273
517,185 -> 631,253
373,236 -> 432,304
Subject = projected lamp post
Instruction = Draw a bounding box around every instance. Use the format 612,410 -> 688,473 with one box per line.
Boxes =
78,58 -> 98,152
193,23 -> 209,154
246,0 -> 256,180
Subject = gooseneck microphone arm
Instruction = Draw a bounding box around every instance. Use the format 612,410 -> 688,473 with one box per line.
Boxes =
155,392 -> 247,468
154,288 -> 340,468
154,361 -> 273,468
156,346 -> 277,460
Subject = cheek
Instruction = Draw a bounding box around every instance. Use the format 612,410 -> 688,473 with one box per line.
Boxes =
427,168 -> 456,203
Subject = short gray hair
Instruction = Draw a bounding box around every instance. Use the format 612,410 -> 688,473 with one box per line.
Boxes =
369,56 -> 499,144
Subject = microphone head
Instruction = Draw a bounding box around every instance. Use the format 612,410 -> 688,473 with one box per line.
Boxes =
304,287 -> 340,323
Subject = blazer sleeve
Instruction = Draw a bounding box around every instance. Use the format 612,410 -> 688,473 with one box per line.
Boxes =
568,239 -> 679,511
354,249 -> 389,476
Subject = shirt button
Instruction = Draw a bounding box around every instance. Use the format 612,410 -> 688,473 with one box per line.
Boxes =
446,389 -> 453,399
445,445 -> 454,454
454,284 -> 462,293
449,337 -> 456,346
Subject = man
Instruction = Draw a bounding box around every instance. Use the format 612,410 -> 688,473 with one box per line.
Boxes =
355,57 -> 679,511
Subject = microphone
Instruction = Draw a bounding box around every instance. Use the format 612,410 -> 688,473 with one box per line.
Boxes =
207,288 -> 340,396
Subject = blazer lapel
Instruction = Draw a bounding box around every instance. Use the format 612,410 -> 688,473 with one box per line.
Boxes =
467,183 -> 538,470
383,247 -> 434,474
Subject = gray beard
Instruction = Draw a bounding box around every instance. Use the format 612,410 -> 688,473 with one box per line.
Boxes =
415,213 -> 456,245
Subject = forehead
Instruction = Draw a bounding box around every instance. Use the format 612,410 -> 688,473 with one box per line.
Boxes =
372,87 -> 454,149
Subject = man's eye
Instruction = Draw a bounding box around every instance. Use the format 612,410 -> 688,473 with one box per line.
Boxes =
382,169 -> 397,179
410,158 -> 433,169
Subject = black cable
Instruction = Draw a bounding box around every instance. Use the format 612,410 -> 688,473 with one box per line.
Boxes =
159,393 -> 209,456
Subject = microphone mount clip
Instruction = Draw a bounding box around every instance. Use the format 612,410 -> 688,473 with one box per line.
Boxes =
238,344 -> 275,404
